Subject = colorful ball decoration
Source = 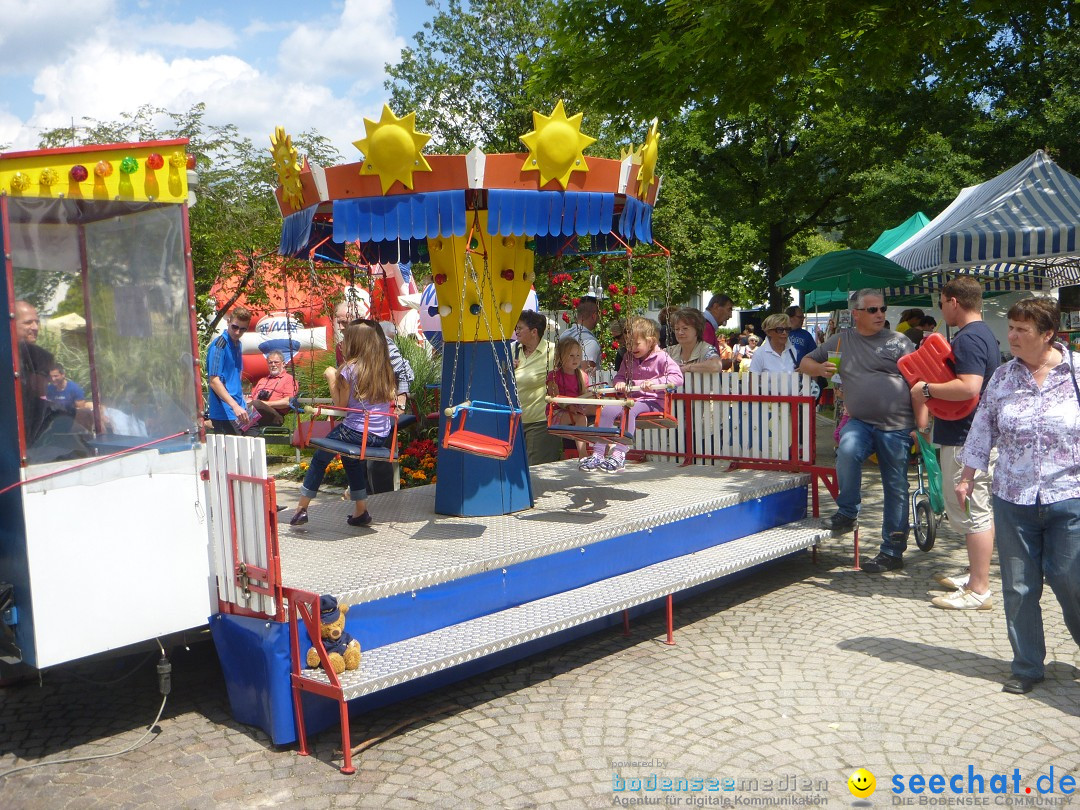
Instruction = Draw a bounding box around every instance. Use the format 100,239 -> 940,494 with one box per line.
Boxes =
39,168 -> 60,186
169,151 -> 186,169
186,154 -> 196,170
70,165 -> 89,182
10,172 -> 32,192
146,153 -> 164,170
95,160 -> 113,178
119,156 -> 139,175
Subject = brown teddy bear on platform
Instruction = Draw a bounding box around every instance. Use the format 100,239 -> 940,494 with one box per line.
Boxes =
306,594 -> 361,675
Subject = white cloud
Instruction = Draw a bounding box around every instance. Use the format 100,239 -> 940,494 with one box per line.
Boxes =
128,19 -> 239,51
14,39 -> 374,158
277,0 -> 404,91
0,0 -> 116,75
1,1 -> 423,158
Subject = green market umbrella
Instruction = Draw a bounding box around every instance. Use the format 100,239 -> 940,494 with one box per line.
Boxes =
776,249 -> 917,292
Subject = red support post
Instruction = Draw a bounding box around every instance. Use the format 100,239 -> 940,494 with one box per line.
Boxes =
664,595 -> 675,646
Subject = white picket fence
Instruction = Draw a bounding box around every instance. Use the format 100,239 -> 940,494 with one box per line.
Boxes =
205,433 -> 280,617
632,372 -> 817,466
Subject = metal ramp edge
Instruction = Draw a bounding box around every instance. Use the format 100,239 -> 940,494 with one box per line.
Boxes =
300,519 -> 829,700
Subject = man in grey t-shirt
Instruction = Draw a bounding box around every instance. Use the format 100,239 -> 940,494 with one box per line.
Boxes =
799,290 -> 916,573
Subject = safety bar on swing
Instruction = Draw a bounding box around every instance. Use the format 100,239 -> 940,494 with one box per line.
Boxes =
444,400 -> 522,419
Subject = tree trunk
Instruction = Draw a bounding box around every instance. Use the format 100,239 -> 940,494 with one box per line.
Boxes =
767,223 -> 789,313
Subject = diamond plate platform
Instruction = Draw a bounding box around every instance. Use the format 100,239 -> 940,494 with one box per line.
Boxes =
299,518 -> 828,699
278,460 -> 810,605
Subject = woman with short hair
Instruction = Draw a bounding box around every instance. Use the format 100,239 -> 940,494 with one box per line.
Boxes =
748,314 -> 797,373
513,310 -> 563,465
957,297 -> 1080,695
665,308 -> 722,373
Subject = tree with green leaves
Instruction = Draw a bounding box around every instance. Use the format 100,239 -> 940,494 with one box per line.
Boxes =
35,103 -> 342,333
386,0 -> 560,153
540,0 -> 1078,311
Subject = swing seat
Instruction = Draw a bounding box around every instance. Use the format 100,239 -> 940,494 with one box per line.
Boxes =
309,436 -> 394,461
635,411 -> 678,430
546,385 -> 676,444
547,424 -> 634,445
297,405 -> 401,462
442,400 -> 521,460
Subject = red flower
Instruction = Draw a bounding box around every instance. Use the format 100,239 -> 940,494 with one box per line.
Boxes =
562,312 -> 571,323
608,283 -> 619,294
572,297 -> 581,307
613,302 -> 622,312
612,339 -> 620,349
629,285 -> 637,294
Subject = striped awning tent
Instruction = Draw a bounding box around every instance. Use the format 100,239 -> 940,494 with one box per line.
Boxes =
887,150 -> 1080,285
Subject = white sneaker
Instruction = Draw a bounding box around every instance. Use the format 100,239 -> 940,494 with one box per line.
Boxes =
578,455 -> 605,472
599,456 -> 626,473
931,587 -> 992,610
933,571 -> 969,591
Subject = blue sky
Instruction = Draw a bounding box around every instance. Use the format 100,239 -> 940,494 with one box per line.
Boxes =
0,0 -> 436,158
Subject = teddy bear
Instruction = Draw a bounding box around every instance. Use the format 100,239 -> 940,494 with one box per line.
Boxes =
306,594 -> 361,675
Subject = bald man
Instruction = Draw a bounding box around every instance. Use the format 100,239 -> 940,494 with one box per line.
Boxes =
14,300 -> 56,447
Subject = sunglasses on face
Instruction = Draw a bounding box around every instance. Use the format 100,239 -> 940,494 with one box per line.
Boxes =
855,306 -> 887,315
229,323 -> 249,333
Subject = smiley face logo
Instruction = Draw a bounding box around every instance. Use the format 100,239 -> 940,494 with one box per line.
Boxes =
848,768 -> 876,798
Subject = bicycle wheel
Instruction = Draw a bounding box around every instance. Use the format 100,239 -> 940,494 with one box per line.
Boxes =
914,498 -> 936,551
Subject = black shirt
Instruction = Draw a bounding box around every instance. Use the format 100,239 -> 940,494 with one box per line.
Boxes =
932,321 -> 1000,446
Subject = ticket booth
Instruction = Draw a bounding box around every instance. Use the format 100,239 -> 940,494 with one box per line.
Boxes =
0,140 -> 214,668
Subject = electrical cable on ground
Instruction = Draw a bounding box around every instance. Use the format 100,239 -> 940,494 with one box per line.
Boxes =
0,640 -> 171,780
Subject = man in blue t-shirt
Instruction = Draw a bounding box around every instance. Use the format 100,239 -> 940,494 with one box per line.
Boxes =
910,277 -> 999,611
46,364 -> 87,414
206,307 -> 252,434
785,305 -> 818,365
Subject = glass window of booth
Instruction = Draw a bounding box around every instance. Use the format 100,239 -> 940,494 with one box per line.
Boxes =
8,197 -> 199,466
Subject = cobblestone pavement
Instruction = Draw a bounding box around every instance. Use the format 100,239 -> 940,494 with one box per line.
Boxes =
3,419 -> 1079,808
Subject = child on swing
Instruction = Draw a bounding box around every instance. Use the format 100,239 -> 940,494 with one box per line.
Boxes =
547,337 -> 591,459
579,316 -> 684,473
289,322 -> 396,529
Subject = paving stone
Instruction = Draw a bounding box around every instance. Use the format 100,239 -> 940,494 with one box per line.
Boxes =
3,423 -> 1079,806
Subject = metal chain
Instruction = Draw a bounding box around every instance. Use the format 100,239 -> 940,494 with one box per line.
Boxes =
446,244 -> 468,410
469,250 -> 517,410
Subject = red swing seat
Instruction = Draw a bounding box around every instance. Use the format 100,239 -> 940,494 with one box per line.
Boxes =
545,386 -> 677,445
442,400 -> 521,460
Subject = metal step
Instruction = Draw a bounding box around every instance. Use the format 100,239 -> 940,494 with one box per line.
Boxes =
301,519 -> 829,700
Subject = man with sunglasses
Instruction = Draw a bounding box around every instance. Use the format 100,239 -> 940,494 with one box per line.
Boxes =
799,290 -> 916,572
206,307 -> 253,434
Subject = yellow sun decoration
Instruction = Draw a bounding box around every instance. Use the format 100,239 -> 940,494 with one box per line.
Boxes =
520,100 -> 597,190
353,105 -> 432,194
636,118 -> 660,199
270,127 -> 305,210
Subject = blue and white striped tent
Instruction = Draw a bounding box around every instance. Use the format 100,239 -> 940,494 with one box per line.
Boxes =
887,150 -> 1080,286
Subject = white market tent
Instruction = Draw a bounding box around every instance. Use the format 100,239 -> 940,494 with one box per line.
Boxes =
886,150 -> 1080,287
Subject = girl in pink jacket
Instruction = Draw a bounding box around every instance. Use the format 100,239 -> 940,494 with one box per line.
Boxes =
579,317 -> 684,473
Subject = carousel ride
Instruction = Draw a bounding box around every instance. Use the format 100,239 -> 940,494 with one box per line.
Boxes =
270,102 -> 661,516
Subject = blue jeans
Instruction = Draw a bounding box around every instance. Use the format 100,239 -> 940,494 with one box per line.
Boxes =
835,417 -> 913,557
992,495 -> 1080,680
300,423 -> 387,502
